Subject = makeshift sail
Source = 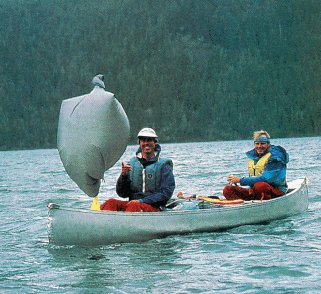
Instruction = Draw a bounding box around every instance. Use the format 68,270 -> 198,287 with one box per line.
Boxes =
57,75 -> 130,197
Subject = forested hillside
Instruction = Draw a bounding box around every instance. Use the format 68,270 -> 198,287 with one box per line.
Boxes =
1,0 -> 320,150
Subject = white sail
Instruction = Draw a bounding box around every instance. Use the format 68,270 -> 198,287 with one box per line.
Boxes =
57,77 -> 130,197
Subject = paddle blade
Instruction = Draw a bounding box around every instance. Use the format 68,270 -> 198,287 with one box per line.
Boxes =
90,196 -> 101,211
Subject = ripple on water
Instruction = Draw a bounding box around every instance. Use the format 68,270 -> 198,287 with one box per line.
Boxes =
1,139 -> 321,292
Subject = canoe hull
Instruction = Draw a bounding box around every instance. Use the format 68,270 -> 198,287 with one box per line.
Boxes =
48,178 -> 308,246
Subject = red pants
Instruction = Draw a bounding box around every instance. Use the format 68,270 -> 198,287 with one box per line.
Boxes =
223,182 -> 284,201
100,198 -> 160,212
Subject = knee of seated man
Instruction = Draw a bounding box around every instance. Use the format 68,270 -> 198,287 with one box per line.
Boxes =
100,198 -> 120,210
252,182 -> 271,194
223,185 -> 236,193
223,185 -> 233,196
125,201 -> 142,212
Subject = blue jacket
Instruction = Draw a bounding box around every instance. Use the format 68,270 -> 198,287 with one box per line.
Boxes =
240,145 -> 289,193
116,144 -> 175,208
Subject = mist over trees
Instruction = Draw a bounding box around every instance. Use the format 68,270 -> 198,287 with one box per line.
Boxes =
0,0 -> 320,150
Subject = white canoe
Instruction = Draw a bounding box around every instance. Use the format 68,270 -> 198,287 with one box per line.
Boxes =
48,178 -> 308,246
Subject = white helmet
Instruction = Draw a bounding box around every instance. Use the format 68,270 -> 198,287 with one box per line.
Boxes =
137,128 -> 158,139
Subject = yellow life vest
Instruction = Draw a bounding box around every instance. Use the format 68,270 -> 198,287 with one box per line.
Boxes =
248,152 -> 271,176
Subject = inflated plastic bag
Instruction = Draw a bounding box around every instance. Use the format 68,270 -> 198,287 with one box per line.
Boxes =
57,76 -> 130,197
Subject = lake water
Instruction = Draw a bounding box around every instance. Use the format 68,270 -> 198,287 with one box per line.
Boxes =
1,137 -> 321,293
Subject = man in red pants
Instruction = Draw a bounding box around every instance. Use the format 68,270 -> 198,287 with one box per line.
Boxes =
223,130 -> 289,201
101,128 -> 175,212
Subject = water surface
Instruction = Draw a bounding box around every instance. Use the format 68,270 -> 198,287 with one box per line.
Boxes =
1,137 -> 320,293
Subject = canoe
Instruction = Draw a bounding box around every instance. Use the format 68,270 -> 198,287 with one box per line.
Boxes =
48,178 -> 308,246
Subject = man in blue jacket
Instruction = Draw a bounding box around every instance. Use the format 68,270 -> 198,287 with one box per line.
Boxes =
101,128 -> 175,212
223,130 -> 289,200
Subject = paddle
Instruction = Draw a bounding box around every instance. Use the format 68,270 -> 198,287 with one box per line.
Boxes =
177,191 -> 220,200
176,192 -> 244,205
199,197 -> 244,205
90,196 -> 101,211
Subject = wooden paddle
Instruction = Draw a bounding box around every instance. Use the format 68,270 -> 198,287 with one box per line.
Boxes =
199,197 -> 244,205
177,192 -> 243,205
177,191 -> 220,200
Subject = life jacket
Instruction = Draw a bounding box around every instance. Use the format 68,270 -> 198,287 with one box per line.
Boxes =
248,152 -> 271,176
129,157 -> 173,193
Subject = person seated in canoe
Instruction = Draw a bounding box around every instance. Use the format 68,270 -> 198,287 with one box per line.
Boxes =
101,128 -> 175,212
223,130 -> 289,201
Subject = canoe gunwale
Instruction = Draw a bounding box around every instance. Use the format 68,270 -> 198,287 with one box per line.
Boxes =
48,177 -> 308,217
